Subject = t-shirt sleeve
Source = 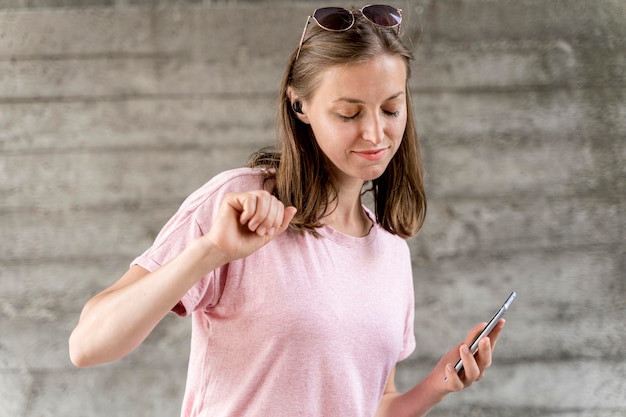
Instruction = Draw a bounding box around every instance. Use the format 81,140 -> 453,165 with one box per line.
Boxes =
398,248 -> 416,362
131,176 -> 230,317
398,297 -> 416,361
131,168 -> 270,317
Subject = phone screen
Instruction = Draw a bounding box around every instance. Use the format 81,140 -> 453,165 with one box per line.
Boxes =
454,291 -> 516,373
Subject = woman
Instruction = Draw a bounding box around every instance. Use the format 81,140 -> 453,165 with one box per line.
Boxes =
69,5 -> 504,416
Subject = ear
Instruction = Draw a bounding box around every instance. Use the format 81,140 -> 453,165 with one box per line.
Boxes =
286,86 -> 310,124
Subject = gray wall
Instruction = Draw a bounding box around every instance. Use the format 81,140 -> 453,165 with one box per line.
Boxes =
1,0 -> 624,416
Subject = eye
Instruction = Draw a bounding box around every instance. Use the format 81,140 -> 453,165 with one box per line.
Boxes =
337,112 -> 360,121
384,109 -> 401,118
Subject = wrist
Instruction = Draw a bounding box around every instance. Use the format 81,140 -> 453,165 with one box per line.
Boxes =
187,236 -> 231,274
388,375 -> 448,417
423,371 -> 449,401
405,372 -> 449,412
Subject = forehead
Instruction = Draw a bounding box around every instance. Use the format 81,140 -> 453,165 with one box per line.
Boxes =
313,54 -> 407,102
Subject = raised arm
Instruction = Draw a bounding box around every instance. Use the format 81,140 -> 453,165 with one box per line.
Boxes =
69,190 -> 296,367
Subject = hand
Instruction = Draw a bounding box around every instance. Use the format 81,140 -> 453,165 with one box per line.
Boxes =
203,190 -> 297,263
427,319 -> 505,394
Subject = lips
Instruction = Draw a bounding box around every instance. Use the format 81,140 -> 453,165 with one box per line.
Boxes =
353,148 -> 388,161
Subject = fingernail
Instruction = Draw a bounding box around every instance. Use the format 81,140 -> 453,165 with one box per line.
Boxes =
462,345 -> 470,354
257,227 -> 266,235
268,227 -> 276,235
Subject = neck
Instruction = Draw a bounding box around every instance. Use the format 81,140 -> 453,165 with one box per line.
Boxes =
322,181 -> 372,237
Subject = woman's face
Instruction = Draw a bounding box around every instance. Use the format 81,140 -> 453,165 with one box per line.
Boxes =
300,54 -> 408,187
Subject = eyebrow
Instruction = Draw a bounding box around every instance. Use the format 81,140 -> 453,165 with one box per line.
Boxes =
333,91 -> 405,104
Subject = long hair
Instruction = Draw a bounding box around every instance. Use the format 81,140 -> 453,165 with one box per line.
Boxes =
249,11 -> 426,239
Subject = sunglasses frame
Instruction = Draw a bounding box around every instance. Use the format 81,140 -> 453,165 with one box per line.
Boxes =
296,4 -> 403,60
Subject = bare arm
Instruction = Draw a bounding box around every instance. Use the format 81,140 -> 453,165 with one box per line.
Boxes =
69,190 -> 296,367
375,320 -> 505,417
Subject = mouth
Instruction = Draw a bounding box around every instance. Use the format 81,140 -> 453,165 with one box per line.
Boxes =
353,148 -> 388,161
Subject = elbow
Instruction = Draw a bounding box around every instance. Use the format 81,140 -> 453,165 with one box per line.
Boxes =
69,352 -> 88,368
68,329 -> 95,368
68,334 -> 86,368
69,349 -> 89,368
69,325 -> 131,368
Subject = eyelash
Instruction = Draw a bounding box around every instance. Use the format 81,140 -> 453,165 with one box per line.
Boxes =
338,110 -> 400,121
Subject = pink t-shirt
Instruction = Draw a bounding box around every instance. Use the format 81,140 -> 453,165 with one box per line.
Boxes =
133,167 -> 416,417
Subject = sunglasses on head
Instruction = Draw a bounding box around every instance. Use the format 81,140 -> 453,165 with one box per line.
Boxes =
296,4 -> 403,60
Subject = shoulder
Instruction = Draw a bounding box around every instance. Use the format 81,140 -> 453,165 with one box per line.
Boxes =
204,166 -> 273,193
183,167 -> 274,209
376,226 -> 411,252
363,205 -> 411,250
168,167 -> 274,233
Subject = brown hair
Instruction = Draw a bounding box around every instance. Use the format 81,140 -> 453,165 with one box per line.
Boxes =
249,11 -> 426,239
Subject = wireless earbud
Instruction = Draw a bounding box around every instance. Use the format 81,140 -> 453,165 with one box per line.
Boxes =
292,101 -> 303,114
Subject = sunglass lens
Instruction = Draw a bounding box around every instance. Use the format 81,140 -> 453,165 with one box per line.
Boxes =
313,7 -> 354,31
362,5 -> 402,27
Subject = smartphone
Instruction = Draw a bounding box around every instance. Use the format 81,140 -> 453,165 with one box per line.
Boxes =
454,291 -> 517,373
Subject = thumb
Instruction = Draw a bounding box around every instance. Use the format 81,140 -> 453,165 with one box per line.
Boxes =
276,206 -> 297,234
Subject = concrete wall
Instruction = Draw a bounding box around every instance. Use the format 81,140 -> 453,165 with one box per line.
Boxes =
1,0 -> 624,416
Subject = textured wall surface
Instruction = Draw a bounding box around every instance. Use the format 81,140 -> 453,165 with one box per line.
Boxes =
0,0 -> 624,416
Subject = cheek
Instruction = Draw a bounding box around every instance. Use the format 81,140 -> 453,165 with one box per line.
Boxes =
390,117 -> 407,144
313,120 -> 355,150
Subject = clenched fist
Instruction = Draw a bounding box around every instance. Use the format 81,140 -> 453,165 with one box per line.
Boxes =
202,190 -> 297,263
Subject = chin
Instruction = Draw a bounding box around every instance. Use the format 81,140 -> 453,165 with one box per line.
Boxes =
360,167 -> 387,182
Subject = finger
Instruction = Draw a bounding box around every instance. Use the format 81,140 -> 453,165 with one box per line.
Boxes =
278,206 -> 297,233
475,336 -> 493,371
237,193 -> 258,227
256,196 -> 283,236
265,199 -> 283,236
487,319 -> 506,350
443,363 -> 464,392
250,194 -> 275,234
250,196 -> 271,235
459,344 -> 480,383
242,191 -> 276,233
464,322 -> 488,346
263,194 -> 292,235
227,191 -> 296,238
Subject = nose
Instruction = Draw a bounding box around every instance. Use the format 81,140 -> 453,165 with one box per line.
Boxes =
361,113 -> 384,145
